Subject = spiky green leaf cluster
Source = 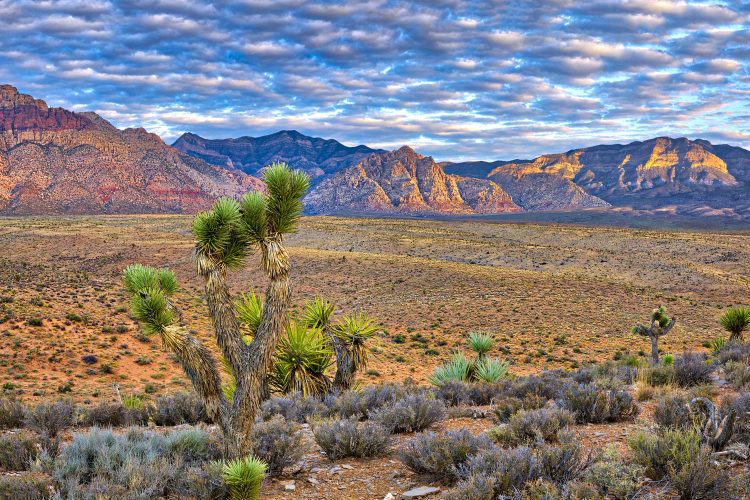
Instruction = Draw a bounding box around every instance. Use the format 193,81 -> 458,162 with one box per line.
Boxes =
651,305 -> 671,328
302,296 -> 335,329
236,292 -> 263,338
720,306 -> 750,339
467,331 -> 495,356
123,264 -> 177,296
474,357 -> 510,383
220,456 -> 267,500
333,314 -> 379,370
271,321 -> 333,396
262,162 -> 310,236
193,197 -> 249,269
428,351 -> 472,386
122,264 -> 178,335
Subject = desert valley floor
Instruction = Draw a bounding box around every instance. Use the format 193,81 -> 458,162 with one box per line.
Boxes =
1,215 -> 749,404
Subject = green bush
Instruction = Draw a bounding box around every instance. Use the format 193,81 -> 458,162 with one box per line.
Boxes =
0,398 -> 26,429
0,473 -> 51,500
584,446 -> 644,499
628,428 -> 701,480
0,432 -> 38,471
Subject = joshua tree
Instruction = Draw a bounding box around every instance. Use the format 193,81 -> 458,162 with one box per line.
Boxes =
123,162 -> 309,458
632,305 -> 676,366
720,306 -> 750,342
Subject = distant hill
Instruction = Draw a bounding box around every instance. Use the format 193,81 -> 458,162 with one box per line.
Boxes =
305,146 -> 522,215
0,85 -> 261,214
172,130 -> 385,180
445,137 -> 750,218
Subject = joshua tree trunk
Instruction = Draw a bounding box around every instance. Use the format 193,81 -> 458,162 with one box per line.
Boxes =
225,238 -> 292,458
650,334 -> 659,366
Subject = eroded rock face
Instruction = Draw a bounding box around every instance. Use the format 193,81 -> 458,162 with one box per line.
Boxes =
304,146 -> 522,214
0,85 -> 261,214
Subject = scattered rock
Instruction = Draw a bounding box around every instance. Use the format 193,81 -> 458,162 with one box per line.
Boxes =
341,463 -> 354,469
283,482 -> 296,492
308,477 -> 319,486
384,494 -> 396,500
402,486 -> 440,498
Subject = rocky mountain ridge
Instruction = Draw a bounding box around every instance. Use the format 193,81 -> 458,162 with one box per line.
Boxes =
0,85 -> 261,214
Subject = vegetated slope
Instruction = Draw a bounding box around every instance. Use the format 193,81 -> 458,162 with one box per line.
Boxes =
304,146 -> 521,215
0,84 -> 261,214
172,129 -> 385,180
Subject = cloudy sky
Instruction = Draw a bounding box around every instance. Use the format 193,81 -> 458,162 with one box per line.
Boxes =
1,1 -> 749,161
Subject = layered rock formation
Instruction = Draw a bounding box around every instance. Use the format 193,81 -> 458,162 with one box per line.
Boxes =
304,146 -> 521,214
0,85 -> 261,214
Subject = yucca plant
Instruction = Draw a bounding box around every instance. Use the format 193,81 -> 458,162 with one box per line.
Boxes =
332,314 -> 380,388
474,357 -> 510,383
122,394 -> 144,410
429,351 -> 472,386
236,292 -> 263,338
123,162 -> 310,459
712,337 -> 727,355
467,331 -> 495,359
271,321 -> 333,396
720,306 -> 750,342
221,456 -> 267,500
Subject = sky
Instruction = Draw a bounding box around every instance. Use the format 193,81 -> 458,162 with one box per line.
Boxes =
1,1 -> 749,161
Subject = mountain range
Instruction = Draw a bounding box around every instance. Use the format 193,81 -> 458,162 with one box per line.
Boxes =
2,84 -> 749,220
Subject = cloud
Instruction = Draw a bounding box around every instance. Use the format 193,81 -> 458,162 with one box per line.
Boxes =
0,0 -> 748,160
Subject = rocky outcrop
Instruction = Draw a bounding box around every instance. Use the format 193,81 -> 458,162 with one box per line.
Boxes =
304,146 -> 521,214
0,85 -> 261,214
173,130 -> 384,180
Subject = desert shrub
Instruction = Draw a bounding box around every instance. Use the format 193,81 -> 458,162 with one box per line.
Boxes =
725,361 -> 750,390
261,392 -> 333,423
434,380 -> 506,407
458,445 -> 537,495
653,393 -> 694,430
492,397 -> 523,423
451,473 -> 496,499
560,384 -> 638,423
503,407 -> 574,444
0,473 -> 51,500
640,365 -> 675,386
53,426 -> 222,498
25,400 -> 76,457
508,373 -> 570,402
369,392 -> 445,433
152,392 -> 209,426
628,428 -> 701,480
589,361 -> 639,385
332,384 -> 405,419
721,392 -> 750,444
584,446 -> 644,499
83,402 -> 149,427
673,352 -> 713,387
434,380 -> 471,406
252,415 -> 305,477
399,429 -> 492,484
523,478 -> 562,498
716,341 -> 750,365
0,432 -> 38,471
313,418 -> 392,460
668,446 -> 729,499
535,432 -> 590,485
221,456 -> 266,500
0,398 -> 26,429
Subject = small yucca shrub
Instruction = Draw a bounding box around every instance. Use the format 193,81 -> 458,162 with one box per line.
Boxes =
721,306 -> 750,341
221,456 -> 267,500
235,292 -> 263,337
467,332 -> 495,358
429,351 -> 472,385
271,321 -> 333,396
474,357 -> 510,383
333,314 -> 380,371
